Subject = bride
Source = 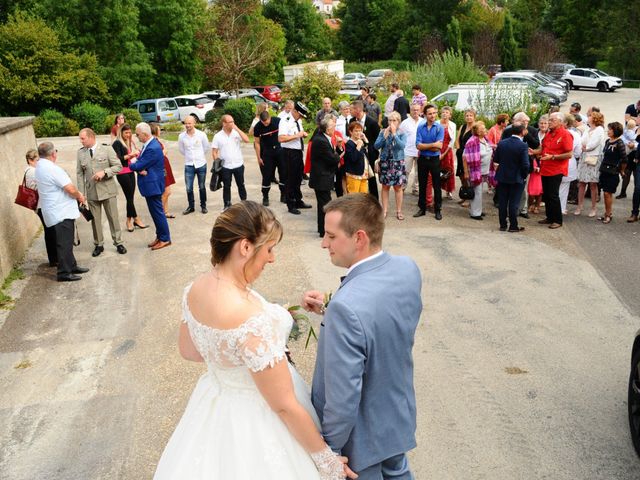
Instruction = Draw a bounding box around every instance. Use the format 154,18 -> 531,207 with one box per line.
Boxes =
153,201 -> 354,479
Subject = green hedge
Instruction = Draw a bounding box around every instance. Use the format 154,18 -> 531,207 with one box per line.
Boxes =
205,99 -> 255,133
70,101 -> 108,132
33,109 -> 80,138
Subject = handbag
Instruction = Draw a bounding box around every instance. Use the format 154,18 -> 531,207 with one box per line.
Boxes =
584,155 -> 599,166
15,174 -> 38,211
209,158 -> 223,192
458,182 -> 475,200
78,202 -> 94,222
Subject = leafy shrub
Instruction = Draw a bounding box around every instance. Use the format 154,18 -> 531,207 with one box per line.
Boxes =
33,109 -> 80,138
205,99 -> 255,133
282,66 -> 342,115
163,121 -> 185,132
103,108 -> 143,134
70,101 -> 108,132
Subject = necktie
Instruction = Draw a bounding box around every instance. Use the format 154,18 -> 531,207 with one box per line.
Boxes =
88,148 -> 93,158
295,121 -> 304,150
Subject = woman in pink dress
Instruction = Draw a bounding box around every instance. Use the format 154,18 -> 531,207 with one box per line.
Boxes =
439,106 -> 456,197
528,115 -> 547,213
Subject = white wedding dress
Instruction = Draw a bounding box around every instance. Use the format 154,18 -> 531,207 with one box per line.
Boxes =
153,284 -> 321,479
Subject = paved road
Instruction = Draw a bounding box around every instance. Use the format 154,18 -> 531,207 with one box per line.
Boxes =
1,88 -> 639,479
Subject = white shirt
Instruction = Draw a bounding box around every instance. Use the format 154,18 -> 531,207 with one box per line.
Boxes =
399,116 -> 425,157
479,140 -> 493,175
384,93 -> 398,117
279,115 -> 304,150
34,158 -> 80,227
278,110 -> 292,119
566,128 -> 580,181
582,125 -> 605,155
212,129 -> 244,169
346,250 -> 384,277
178,129 -> 210,168
336,115 -> 352,138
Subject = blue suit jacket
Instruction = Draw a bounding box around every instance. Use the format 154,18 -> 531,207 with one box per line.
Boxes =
312,252 -> 422,472
129,138 -> 165,197
494,136 -> 530,185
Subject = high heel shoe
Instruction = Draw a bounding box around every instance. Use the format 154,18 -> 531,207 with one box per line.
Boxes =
126,219 -> 134,232
134,220 -> 149,229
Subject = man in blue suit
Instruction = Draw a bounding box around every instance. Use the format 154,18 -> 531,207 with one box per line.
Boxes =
303,193 -> 422,480
130,123 -> 171,250
494,123 -> 530,232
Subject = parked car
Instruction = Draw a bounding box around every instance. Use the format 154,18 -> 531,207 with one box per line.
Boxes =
366,69 -> 393,88
342,73 -> 367,89
562,68 -> 623,92
491,72 -> 567,104
518,70 -> 569,92
431,83 -> 552,116
202,90 -> 230,102
252,85 -> 282,103
130,98 -> 180,123
174,95 -> 215,122
337,89 -> 362,100
545,62 -> 576,79
233,90 -> 279,110
628,329 -> 640,456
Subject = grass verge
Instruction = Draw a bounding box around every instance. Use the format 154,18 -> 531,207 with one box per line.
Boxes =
0,267 -> 25,309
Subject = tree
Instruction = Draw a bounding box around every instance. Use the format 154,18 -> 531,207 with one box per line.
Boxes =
263,0 -> 332,64
500,14 -> 519,70
0,12 -> 107,115
509,0 -> 548,45
136,0 -> 206,96
446,17 -> 462,52
197,0 -> 286,92
526,31 -> 562,70
339,0 -> 407,61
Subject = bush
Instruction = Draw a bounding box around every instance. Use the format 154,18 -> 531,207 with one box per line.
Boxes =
282,66 -> 342,116
70,101 -> 108,132
33,109 -> 80,138
103,108 -> 143,134
163,121 -> 185,132
205,99 -> 255,133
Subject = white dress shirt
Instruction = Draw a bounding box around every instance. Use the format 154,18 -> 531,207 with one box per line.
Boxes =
212,129 -> 244,169
399,116 -> 425,158
178,129 -> 210,168
34,158 -> 80,227
279,115 -> 304,150
346,250 -> 384,277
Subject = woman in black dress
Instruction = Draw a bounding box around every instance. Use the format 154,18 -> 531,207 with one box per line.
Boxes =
598,121 -> 627,224
455,108 -> 476,205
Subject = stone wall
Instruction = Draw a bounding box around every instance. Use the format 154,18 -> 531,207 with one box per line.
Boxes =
0,118 -> 40,281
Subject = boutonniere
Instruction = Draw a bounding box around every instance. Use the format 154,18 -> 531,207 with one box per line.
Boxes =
287,305 -> 318,348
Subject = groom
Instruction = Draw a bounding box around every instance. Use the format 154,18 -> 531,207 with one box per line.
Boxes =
303,193 -> 422,479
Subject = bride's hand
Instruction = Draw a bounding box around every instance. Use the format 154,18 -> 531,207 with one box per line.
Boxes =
302,290 -> 325,314
311,446 -> 348,479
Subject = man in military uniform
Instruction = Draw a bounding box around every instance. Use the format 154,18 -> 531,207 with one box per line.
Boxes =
77,128 -> 127,256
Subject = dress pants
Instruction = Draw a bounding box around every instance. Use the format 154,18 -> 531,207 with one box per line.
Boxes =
335,166 -> 345,197
404,155 -> 419,193
116,172 -> 137,218
497,182 -> 525,229
260,148 -> 283,199
541,174 -> 563,224
89,196 -> 122,247
221,165 -> 248,207
146,195 -> 170,242
355,453 -> 413,480
53,219 -> 78,277
282,148 -> 303,209
36,208 -> 57,265
417,156 -> 441,211
632,163 -> 640,216
314,189 -> 331,235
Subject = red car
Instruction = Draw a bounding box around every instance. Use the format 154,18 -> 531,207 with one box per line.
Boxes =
252,85 -> 282,103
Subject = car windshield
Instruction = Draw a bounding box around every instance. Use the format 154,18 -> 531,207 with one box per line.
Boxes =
195,97 -> 213,105
369,70 -> 384,77
594,69 -> 609,77
344,74 -> 354,79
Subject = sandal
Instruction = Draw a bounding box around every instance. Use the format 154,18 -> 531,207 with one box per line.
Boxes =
396,211 -> 404,221
165,213 -> 175,219
601,215 -> 612,224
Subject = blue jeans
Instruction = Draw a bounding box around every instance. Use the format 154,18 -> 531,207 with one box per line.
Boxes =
632,163 -> 640,216
184,164 -> 207,209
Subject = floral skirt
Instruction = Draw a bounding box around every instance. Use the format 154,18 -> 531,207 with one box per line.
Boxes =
379,157 -> 406,187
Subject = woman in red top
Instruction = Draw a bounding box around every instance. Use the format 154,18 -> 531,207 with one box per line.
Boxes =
110,113 -> 125,143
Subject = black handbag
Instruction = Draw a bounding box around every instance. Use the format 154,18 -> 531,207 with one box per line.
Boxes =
78,202 -> 94,222
209,158 -> 223,192
458,184 -> 475,200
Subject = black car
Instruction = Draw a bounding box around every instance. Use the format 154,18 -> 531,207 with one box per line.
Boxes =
628,330 -> 640,456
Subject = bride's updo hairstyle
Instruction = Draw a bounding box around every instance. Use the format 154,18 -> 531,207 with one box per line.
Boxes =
210,201 -> 283,267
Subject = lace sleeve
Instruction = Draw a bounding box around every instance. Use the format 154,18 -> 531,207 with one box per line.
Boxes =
238,314 -> 286,372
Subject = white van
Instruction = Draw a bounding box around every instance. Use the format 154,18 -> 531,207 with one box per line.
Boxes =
431,83 -> 550,116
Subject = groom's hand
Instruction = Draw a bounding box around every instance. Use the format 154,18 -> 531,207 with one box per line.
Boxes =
302,290 -> 325,314
338,456 -> 358,479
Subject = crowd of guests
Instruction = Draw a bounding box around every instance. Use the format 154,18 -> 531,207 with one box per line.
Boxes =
21,94 -> 640,280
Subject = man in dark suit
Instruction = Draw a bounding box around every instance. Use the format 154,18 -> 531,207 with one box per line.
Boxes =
349,100 -> 380,199
494,124 -> 530,232
310,115 -> 344,237
393,89 -> 411,121
130,122 -> 171,250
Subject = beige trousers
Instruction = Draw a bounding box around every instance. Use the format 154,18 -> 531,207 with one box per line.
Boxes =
89,197 -> 122,246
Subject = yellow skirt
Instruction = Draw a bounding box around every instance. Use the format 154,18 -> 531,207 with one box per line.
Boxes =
345,173 -> 369,194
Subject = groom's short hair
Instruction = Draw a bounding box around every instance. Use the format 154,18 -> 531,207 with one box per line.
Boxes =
324,193 -> 384,247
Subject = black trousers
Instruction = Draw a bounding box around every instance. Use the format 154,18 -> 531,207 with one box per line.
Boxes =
36,209 -> 58,265
53,219 -> 77,277
116,172 -> 137,218
497,182 -> 525,229
221,165 -> 247,207
335,166 -> 344,197
542,174 -> 563,224
260,147 -> 283,197
418,156 -> 442,211
314,189 -> 331,235
282,148 -> 303,209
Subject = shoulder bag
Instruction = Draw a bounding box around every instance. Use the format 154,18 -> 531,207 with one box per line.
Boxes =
209,158 -> 223,192
15,173 -> 38,211
584,155 -> 599,166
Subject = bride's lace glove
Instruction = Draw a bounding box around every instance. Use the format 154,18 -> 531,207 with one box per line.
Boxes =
311,445 -> 346,479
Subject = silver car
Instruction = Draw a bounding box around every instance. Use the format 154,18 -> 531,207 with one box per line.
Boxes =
342,73 -> 366,89
366,69 -> 393,88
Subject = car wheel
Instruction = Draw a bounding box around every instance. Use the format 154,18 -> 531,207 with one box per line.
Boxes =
609,87 -> 616,92
628,346 -> 640,456
597,82 -> 607,92
566,80 -> 573,89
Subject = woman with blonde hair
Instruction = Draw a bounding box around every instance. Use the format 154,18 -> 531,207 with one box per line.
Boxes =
374,111 -> 407,219
575,111 -> 605,217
